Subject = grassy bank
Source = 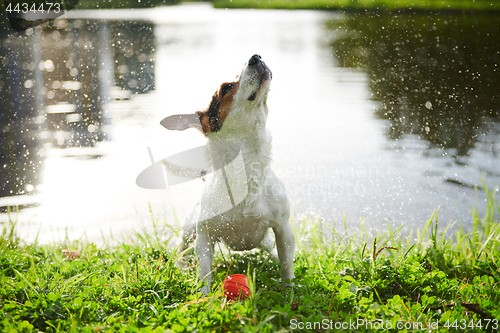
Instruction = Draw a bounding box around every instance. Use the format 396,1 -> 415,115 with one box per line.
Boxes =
1,188 -> 500,332
74,0 -> 179,10
212,0 -> 500,11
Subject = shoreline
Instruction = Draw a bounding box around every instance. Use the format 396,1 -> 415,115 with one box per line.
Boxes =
212,0 -> 500,12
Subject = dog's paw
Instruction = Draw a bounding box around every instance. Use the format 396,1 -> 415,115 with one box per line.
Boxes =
281,278 -> 295,289
175,257 -> 190,269
200,285 -> 210,296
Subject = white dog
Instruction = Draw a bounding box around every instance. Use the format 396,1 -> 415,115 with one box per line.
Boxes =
160,54 -> 295,294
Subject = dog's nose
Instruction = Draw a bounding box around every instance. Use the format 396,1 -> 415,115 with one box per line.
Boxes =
248,54 -> 262,66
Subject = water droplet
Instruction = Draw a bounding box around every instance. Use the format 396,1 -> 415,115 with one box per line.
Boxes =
44,60 -> 55,72
24,80 -> 34,89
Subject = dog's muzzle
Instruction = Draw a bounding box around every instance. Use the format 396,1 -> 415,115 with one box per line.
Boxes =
248,54 -> 272,81
246,54 -> 272,101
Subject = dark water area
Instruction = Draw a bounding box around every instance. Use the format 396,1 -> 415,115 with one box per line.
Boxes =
332,14 -> 500,156
304,13 -> 500,231
1,5 -> 499,242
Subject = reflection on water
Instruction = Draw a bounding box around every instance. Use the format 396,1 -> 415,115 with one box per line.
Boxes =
0,24 -> 44,199
0,18 -> 155,200
1,5 -> 499,242
313,13 -> 500,228
330,14 -> 500,157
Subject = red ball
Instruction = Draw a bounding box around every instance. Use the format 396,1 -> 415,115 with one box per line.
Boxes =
223,274 -> 251,300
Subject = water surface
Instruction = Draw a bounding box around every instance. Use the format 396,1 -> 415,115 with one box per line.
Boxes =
1,4 -> 499,242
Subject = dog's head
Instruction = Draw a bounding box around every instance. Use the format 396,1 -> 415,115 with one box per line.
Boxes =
160,54 -> 272,135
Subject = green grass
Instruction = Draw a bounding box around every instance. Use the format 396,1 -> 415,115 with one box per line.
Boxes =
1,187 -> 499,332
212,0 -> 500,11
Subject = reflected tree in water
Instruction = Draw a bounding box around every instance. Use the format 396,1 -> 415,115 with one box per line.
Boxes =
328,14 -> 500,156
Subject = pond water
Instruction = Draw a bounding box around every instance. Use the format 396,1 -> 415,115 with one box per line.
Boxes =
1,4 -> 499,243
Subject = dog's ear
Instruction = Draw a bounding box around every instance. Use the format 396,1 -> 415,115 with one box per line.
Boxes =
160,113 -> 202,132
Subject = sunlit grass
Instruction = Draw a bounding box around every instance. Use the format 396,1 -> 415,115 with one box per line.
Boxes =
1,186 -> 499,332
213,0 -> 500,11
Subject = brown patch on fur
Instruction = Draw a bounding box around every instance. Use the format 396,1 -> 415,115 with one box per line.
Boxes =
217,81 -> 239,128
196,111 -> 212,135
199,81 -> 239,135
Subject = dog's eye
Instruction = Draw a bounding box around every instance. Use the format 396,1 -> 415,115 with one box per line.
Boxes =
220,83 -> 233,98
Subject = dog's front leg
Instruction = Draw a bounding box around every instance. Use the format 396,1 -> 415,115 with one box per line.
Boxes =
175,221 -> 196,269
273,222 -> 296,288
178,220 -> 196,253
195,224 -> 214,295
